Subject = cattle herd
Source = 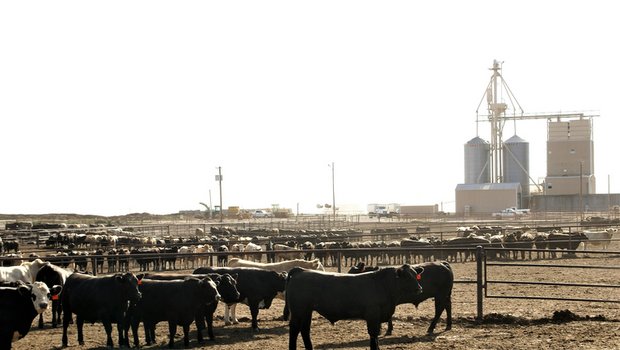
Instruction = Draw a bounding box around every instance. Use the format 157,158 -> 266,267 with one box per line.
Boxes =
0,221 -> 618,349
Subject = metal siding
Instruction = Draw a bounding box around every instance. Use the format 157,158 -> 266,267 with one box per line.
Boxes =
464,136 -> 490,184
503,135 -> 530,197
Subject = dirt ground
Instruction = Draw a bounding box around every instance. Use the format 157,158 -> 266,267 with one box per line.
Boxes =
12,255 -> 620,350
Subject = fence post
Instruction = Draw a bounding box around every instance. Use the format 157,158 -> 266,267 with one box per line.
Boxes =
337,251 -> 342,273
91,257 -> 97,276
476,245 -> 484,321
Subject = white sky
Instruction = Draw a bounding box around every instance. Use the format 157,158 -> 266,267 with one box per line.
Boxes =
0,1 -> 617,216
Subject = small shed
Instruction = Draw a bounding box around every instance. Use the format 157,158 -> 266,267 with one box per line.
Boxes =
455,182 -> 522,215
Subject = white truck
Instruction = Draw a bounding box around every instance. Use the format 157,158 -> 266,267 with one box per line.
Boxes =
492,207 -> 530,218
368,203 -> 400,218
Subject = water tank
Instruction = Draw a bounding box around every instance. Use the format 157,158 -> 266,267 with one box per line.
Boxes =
464,136 -> 490,184
503,134 -> 530,196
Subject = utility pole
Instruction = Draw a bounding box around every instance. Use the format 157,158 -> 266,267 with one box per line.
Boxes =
331,162 -> 336,217
216,166 -> 223,223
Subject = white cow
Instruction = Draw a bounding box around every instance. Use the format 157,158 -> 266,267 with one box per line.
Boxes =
583,228 -> 616,250
273,244 -> 304,261
0,259 -> 49,283
243,242 -> 263,262
227,257 -> 324,272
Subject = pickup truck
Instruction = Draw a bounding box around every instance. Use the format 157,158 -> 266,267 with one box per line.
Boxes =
492,207 -> 529,218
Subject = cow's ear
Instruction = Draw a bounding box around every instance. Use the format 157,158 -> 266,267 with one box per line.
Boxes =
136,273 -> 145,281
50,285 -> 62,296
17,285 -> 31,296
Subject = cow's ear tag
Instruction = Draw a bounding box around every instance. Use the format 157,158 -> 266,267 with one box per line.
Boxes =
52,294 -> 60,301
138,279 -> 143,285
416,274 -> 422,281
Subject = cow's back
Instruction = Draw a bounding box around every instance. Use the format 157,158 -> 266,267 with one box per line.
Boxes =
62,274 -> 125,322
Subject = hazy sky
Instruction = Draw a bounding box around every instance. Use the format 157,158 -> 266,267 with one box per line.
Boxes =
0,1 -> 616,216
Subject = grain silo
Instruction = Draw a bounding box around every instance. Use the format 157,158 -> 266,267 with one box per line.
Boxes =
503,134 -> 530,197
464,136 -> 490,184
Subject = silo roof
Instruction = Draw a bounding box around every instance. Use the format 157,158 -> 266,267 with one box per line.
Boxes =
505,134 -> 528,143
466,136 -> 489,145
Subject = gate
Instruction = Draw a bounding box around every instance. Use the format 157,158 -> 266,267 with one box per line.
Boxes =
476,246 -> 620,320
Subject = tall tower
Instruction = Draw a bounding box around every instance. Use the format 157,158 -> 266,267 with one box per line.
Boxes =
545,118 -> 595,195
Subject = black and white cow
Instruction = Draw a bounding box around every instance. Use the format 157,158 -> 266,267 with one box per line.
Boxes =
286,264 -> 423,350
35,263 -> 73,328
193,266 -> 287,331
141,272 -> 240,341
61,272 -> 141,348
0,281 -> 62,350
128,277 -> 220,348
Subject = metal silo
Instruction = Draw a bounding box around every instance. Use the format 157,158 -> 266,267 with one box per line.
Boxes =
464,136 -> 490,184
503,134 -> 530,196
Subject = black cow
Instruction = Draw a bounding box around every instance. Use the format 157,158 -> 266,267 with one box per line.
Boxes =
193,266 -> 286,331
286,264 -> 423,350
35,263 -> 72,328
141,272 -> 240,341
547,232 -> 588,258
129,277 -> 220,348
348,261 -> 454,335
347,262 -> 380,274
0,282 -> 62,350
61,272 -> 141,348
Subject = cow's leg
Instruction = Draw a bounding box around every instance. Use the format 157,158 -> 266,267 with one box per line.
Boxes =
168,322 -> 176,348
38,313 -> 44,329
428,298 -> 447,334
445,295 -> 452,331
249,303 -> 260,331
0,329 -> 13,350
77,315 -> 85,345
385,317 -> 393,336
300,313 -> 313,350
116,318 -> 127,347
206,309 -> 215,340
366,320 -> 381,350
231,303 -> 239,324
102,320 -> 114,347
131,318 -> 140,348
182,323 -> 190,347
288,317 -> 301,350
224,304 -> 231,325
62,310 -> 71,347
194,309 -> 205,343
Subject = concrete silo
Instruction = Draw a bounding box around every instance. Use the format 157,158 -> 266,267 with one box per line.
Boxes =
464,136 -> 490,184
503,134 -> 530,197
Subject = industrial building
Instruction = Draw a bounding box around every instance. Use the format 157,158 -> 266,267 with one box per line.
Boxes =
455,60 -> 612,215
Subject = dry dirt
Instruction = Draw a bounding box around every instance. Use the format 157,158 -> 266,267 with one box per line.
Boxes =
12,255 -> 620,350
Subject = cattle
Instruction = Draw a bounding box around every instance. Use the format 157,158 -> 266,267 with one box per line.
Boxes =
61,272 -> 142,348
583,228 -> 616,250
35,263 -> 72,328
141,272 -> 240,341
0,258 -> 49,284
0,282 -> 62,350
228,258 -> 325,273
273,244 -> 304,261
441,235 -> 490,262
128,277 -> 220,348
346,261 -> 453,336
546,232 -> 589,258
243,242 -> 263,262
286,264 -> 424,350
193,266 -> 287,331
347,262 -> 380,274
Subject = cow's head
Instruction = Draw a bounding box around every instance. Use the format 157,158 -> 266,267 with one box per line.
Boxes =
19,281 -> 62,314
115,272 -> 142,303
185,276 -> 221,305
396,264 -> 423,295
213,273 -> 240,303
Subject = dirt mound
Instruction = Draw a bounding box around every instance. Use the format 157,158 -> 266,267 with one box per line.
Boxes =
480,313 -> 530,325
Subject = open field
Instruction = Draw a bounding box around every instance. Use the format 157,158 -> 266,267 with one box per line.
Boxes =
10,254 -> 620,350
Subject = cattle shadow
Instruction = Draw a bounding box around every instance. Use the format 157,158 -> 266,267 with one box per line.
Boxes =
317,333 -> 439,349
